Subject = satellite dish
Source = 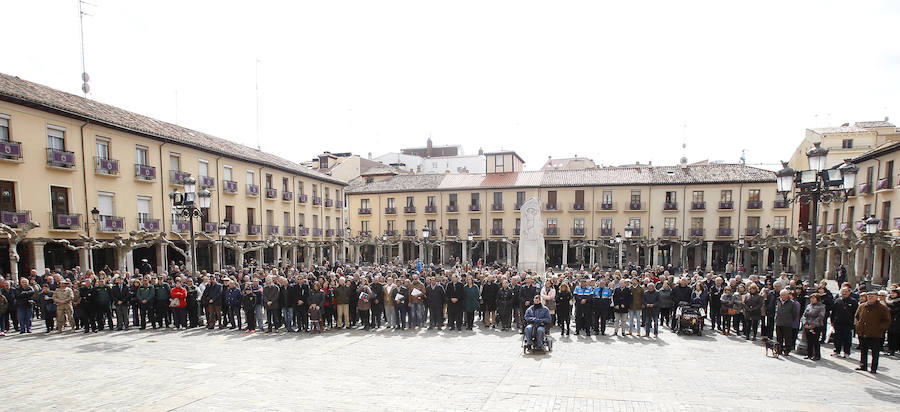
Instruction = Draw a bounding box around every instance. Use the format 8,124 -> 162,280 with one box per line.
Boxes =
82,72 -> 90,82
82,83 -> 90,93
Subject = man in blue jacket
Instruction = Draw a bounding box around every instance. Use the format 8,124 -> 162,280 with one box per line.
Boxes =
524,295 -> 551,350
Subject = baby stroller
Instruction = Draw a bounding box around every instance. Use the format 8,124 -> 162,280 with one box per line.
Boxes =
674,302 -> 703,336
522,324 -> 554,353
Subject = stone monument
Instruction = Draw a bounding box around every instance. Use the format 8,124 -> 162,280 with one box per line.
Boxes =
517,197 -> 545,276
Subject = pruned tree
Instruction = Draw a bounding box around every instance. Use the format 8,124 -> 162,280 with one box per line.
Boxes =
53,230 -> 161,273
0,219 -> 40,281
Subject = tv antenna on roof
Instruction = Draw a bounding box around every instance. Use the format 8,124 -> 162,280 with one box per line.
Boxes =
78,0 -> 96,96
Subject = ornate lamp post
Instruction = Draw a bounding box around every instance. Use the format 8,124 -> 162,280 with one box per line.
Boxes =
615,232 -> 623,269
864,214 -> 880,283
169,177 -> 211,276
775,144 -> 858,285
422,226 -> 431,266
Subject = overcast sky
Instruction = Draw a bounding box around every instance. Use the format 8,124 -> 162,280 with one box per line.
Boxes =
3,0 -> 899,170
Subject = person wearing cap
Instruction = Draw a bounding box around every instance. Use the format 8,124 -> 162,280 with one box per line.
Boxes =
855,290 -> 891,373
135,278 -> 155,330
201,276 -> 223,329
52,279 -> 75,332
77,279 -> 96,334
830,286 -> 858,358
93,277 -> 113,331
110,275 -> 131,330
153,275 -> 172,328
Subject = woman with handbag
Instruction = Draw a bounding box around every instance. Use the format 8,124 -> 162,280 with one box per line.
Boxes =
170,279 -> 188,330
720,286 -> 734,336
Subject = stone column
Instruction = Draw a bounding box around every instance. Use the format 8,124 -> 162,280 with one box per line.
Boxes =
652,244 -> 659,267
792,248 -> 802,276
705,242 -> 713,273
273,244 -> 281,267
589,247 -> 596,267
440,243 -> 446,267
78,248 -> 89,271
462,241 -> 468,264
873,245 -> 884,284
398,241 -> 405,264
354,245 -> 361,265
31,241 -> 46,276
484,240 -> 489,264
507,242 -> 513,266
418,242 -> 424,262
562,241 -> 569,267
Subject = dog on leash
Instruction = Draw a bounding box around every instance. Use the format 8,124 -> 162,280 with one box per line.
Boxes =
761,337 -> 782,358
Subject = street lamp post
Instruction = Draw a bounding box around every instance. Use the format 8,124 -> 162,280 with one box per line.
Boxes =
217,222 -> 228,273
88,206 -> 100,271
865,214 -> 880,284
615,232 -> 623,269
422,226 -> 430,266
169,177 -> 211,276
776,144 -> 858,285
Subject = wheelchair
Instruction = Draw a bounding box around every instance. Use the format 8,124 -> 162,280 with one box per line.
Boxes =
522,323 -> 553,353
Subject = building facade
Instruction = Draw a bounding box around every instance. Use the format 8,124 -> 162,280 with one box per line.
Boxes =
347,154 -> 787,273
0,73 -> 346,278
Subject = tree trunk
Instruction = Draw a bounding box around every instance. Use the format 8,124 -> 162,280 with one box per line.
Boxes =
846,249 -> 857,285
890,249 -> 900,286
773,246 -> 783,275
8,240 -> 19,282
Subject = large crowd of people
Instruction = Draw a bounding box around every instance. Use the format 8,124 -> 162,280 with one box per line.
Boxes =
1,258 -> 897,373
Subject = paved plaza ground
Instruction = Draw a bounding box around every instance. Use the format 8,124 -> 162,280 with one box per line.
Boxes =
1,323 -> 898,411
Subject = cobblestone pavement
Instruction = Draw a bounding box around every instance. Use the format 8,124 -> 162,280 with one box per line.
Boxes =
1,322 -> 898,411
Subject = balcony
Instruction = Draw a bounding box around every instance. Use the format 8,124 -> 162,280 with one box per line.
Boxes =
599,228 -> 613,237
135,164 -> 156,181
746,200 -> 763,210
404,206 -> 416,214
284,227 -> 296,236
745,227 -> 761,237
139,219 -> 160,232
325,199 -> 334,207
357,230 -> 370,237
169,170 -> 191,186
282,191 -> 293,202
491,203 -> 504,212
825,224 -> 835,233
171,220 -> 190,233
689,228 -> 704,237
404,229 -> 416,237
544,203 -> 558,211
265,188 -> 278,199
468,204 -> 481,212
298,194 -> 308,203
691,201 -> 706,211
544,227 -> 559,236
336,200 -> 343,208
773,228 -> 788,236
223,180 -> 238,194
663,202 -> 678,211
312,197 -> 322,206
98,216 -> 125,233
227,223 -> 241,235
446,228 -> 459,237
468,228 -> 481,237
198,175 -> 215,188
51,213 -> 81,230
572,227 -> 586,237
384,207 -> 397,214
358,208 -> 371,215
0,210 -> 30,227
0,140 -> 23,160
336,229 -> 345,237
248,225 -> 262,235
47,148 -> 76,168
628,201 -> 643,211
491,228 -> 504,236
717,228 -> 733,237
816,225 -> 823,234
858,182 -> 871,195
94,157 -> 120,175
246,184 -> 260,197
840,222 -> 849,231
203,222 -> 218,234
855,221 -> 866,231
876,177 -> 892,191
718,201 -> 734,210
514,228 -> 521,236
326,229 -> 335,237
313,228 -> 323,237
446,204 -> 459,213
298,227 -> 309,236
626,228 -> 642,237
773,199 -> 789,209
384,230 -> 396,237
597,202 -> 616,211
571,202 -> 588,212
425,205 -> 437,214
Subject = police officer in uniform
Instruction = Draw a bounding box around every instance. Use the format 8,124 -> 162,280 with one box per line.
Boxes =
573,278 -> 593,336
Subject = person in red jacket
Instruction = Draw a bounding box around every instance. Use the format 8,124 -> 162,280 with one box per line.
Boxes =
170,279 -> 188,330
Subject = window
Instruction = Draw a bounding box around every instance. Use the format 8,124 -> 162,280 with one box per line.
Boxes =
360,199 -> 370,209
325,217 -> 331,231
137,197 -> 152,222
630,190 -> 641,203
298,181 -> 305,195
265,210 -> 274,226
246,170 -> 255,185
575,190 -> 585,205
493,192 -> 502,206
866,166 -> 874,186
97,192 -> 115,226
50,186 -> 69,215
720,190 -> 732,202
426,220 -> 436,232
0,181 -> 15,212
319,157 -> 328,170
747,216 -> 760,229
885,161 -> 894,188
169,154 -> 180,171
515,218 -> 521,230
47,127 -> 65,150
448,193 -> 457,206
628,217 -> 641,229
198,160 -> 209,177
470,218 -> 480,231
406,220 -> 415,231
386,220 -> 395,232
547,190 -> 557,206
718,216 -> 731,228
665,191 -> 676,203
427,196 -> 436,207
748,189 -> 760,202
516,191 -> 526,206
822,211 -> 828,229
601,218 -> 612,229
863,204 -> 872,220
470,193 -> 479,206
360,221 -> 369,232
406,196 -> 414,207
312,184 -> 318,198
247,208 -> 255,225
692,191 -> 704,202
574,218 -> 585,229
225,206 -> 234,223
774,216 -> 786,229
495,155 -> 504,168
664,217 -> 676,229
833,208 -> 840,228
847,206 -> 855,225
265,174 -> 273,189
692,217 -> 703,229
0,116 -> 8,142
546,218 -> 558,228
282,177 -> 289,192
297,212 -> 304,227
283,212 -> 290,227
336,217 -> 341,230
492,218 -> 503,230
602,190 -> 613,204
883,201 -> 892,227
448,219 -> 458,231
842,139 -> 853,149
324,187 -> 330,201
387,197 -> 395,208
313,215 -> 319,229
135,146 -> 148,166
223,166 -> 233,181
96,138 -> 110,160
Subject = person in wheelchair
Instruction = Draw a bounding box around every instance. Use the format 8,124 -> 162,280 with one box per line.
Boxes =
524,295 -> 552,350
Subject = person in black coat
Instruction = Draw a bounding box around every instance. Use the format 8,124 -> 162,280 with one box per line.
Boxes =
612,281 -> 632,336
497,280 -> 517,331
830,287 -> 858,357
445,275 -> 465,331
480,276 -> 499,328
78,280 -> 97,333
38,284 -> 55,333
369,277 -> 384,329
110,276 -> 132,330
296,278 -> 311,331
425,277 -> 446,329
